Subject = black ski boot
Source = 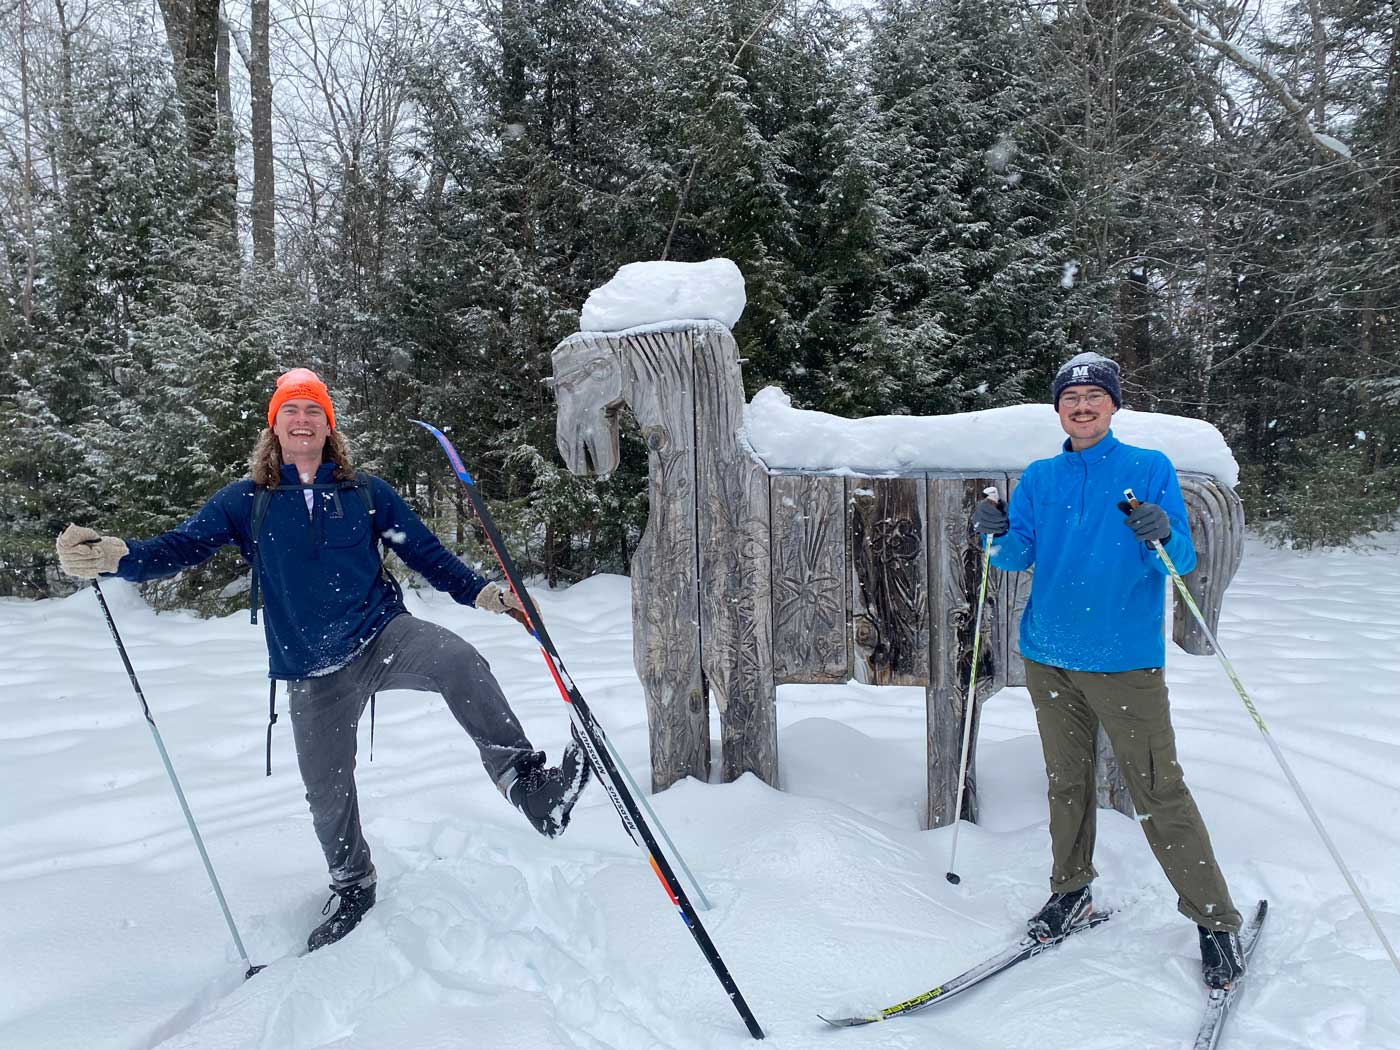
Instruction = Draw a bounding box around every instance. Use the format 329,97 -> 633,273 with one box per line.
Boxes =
1199,925 -> 1246,989
1027,885 -> 1094,942
506,737 -> 592,838
307,882 -> 376,952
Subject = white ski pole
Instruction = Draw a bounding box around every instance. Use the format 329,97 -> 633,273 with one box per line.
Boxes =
1123,489 -> 1400,979
945,486 -> 999,885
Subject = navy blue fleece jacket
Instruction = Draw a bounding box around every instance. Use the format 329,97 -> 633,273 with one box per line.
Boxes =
109,462 -> 489,679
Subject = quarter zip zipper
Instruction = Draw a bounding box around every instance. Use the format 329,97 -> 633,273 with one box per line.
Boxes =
1079,456 -> 1088,526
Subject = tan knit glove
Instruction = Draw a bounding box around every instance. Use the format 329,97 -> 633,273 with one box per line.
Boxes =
476,581 -> 533,630
56,524 -> 128,578
475,581 -> 523,615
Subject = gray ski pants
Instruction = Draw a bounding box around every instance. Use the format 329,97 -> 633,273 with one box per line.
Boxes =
287,613 -> 535,888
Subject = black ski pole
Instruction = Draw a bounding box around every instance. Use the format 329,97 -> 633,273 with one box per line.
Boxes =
413,419 -> 765,1040
90,578 -> 263,980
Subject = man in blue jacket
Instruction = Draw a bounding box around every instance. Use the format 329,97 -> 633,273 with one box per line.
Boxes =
972,352 -> 1245,990
55,368 -> 591,952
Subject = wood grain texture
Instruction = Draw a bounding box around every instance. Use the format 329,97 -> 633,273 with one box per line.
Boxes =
692,325 -> 778,786
1175,473 -> 1244,655
621,329 -> 708,792
924,474 -> 1009,829
849,476 -> 929,687
551,335 -> 624,476
769,473 -> 849,684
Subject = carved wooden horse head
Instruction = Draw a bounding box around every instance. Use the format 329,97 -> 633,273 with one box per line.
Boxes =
552,338 -> 624,479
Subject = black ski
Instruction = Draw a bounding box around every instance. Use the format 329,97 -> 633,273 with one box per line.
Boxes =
1192,899 -> 1268,1050
414,419 -> 765,1041
819,911 -> 1113,1028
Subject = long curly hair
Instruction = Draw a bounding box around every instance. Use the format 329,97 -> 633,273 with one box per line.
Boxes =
250,428 -> 357,487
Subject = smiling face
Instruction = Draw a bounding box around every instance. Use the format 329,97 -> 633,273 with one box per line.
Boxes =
1056,384 -> 1116,450
273,398 -> 330,463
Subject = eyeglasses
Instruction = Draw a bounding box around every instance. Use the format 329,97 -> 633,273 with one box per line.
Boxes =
1060,391 -> 1110,408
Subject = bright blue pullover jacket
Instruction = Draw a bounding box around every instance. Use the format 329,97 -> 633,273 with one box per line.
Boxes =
109,462 -> 489,679
992,430 -> 1196,673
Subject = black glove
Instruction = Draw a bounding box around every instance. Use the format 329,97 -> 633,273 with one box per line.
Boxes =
1117,499 -> 1171,544
971,498 -> 1009,537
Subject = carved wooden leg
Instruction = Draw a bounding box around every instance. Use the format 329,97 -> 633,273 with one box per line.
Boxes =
635,572 -> 708,792
642,669 -> 708,793
1094,725 -> 1134,818
717,673 -> 778,786
926,684 -> 979,829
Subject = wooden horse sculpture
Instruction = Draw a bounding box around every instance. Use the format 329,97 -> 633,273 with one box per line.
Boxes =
552,320 -> 1244,829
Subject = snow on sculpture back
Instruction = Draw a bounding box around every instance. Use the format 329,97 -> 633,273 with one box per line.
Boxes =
551,318 -> 1243,830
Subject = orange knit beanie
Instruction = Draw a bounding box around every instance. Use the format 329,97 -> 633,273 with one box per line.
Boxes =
267,368 -> 336,429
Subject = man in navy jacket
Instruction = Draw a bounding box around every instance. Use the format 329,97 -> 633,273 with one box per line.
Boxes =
56,368 -> 591,951
972,353 -> 1245,990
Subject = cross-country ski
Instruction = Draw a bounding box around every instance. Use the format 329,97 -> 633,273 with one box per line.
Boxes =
819,911 -> 1113,1027
1192,900 -> 1270,1050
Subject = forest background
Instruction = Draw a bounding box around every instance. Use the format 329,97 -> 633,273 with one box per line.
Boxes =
1,0 -> 1397,608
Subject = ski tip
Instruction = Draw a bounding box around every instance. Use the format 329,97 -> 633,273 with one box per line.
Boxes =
817,1014 -> 879,1029
410,419 -> 475,484
945,871 -> 961,885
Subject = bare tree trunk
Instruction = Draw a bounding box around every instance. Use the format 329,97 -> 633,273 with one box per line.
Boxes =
1360,24 -> 1399,474
249,0 -> 275,265
1307,0 -> 1327,129
178,0 -> 222,163
17,0 -> 36,321
50,0 -> 77,184
1117,267 -> 1151,395
217,8 -> 237,239
157,0 -> 192,92
158,0 -> 228,237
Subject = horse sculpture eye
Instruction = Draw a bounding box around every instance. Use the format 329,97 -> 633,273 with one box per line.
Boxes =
645,426 -> 669,452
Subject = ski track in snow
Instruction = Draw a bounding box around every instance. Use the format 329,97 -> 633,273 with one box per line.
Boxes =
3,535 -> 1400,1049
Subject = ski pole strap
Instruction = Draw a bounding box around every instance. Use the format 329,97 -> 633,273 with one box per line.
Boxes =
265,680 -> 278,776
369,693 -> 376,762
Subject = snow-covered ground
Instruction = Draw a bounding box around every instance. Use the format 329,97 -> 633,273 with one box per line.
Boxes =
3,533 -> 1399,1050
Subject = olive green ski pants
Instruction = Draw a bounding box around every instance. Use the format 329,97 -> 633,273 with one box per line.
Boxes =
1024,658 -> 1242,932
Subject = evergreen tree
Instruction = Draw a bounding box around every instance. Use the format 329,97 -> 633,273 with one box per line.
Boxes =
860,0 -> 1073,416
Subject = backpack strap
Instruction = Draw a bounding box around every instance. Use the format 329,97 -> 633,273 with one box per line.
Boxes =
353,473 -> 374,518
249,485 -> 273,626
265,680 -> 278,776
358,475 -> 381,765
